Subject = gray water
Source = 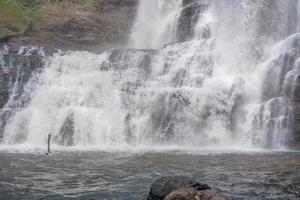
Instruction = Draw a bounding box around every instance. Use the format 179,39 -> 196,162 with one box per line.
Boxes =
0,151 -> 299,200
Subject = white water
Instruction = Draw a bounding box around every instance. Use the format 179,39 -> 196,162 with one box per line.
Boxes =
1,0 -> 300,151
2,52 -> 127,147
128,0 -> 183,49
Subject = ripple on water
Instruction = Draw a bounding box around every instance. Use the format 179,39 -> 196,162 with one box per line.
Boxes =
0,151 -> 299,200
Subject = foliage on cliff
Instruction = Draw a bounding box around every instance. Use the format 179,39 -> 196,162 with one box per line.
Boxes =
0,0 -> 136,50
0,0 -> 33,40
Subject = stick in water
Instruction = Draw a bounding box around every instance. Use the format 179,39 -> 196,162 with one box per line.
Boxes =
47,134 -> 51,154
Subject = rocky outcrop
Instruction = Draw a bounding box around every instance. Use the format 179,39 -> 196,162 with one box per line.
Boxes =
147,176 -> 233,200
2,0 -> 138,52
0,45 -> 54,109
52,2 -> 136,51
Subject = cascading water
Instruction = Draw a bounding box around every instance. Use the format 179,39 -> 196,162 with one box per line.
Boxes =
1,0 -> 300,150
128,0 -> 182,49
0,46 -> 52,140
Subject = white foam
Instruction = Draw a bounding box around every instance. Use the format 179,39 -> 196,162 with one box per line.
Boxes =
1,0 -> 300,152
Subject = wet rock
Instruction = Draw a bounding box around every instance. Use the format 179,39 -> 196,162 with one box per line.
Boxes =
0,71 -> 10,108
107,49 -> 156,76
0,45 -> 58,109
149,92 -> 192,142
164,188 -> 234,200
147,176 -> 210,200
177,0 -> 209,42
292,75 -> 300,103
172,68 -> 187,87
56,113 -> 75,146
121,80 -> 143,95
54,19 -> 102,45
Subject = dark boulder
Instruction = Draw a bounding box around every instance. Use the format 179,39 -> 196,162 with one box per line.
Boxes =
164,188 -> 234,200
147,176 -> 210,200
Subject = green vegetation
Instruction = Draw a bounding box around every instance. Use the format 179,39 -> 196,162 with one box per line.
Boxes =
0,0 -> 104,41
0,0 -> 133,49
0,0 -> 34,39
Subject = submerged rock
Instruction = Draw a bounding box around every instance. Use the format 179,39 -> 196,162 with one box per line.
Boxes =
147,176 -> 210,200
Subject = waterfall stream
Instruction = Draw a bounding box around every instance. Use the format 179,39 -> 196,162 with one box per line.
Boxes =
1,0 -> 300,150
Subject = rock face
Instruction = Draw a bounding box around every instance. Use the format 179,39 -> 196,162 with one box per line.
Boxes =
0,46 -> 52,109
147,176 -> 211,200
165,188 -> 234,200
51,1 -> 137,50
106,49 -> 155,71
2,0 -> 138,51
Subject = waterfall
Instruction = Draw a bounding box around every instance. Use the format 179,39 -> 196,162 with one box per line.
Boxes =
128,0 -> 183,49
1,0 -> 300,150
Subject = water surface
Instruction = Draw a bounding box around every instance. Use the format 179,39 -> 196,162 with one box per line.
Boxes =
0,150 -> 299,200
